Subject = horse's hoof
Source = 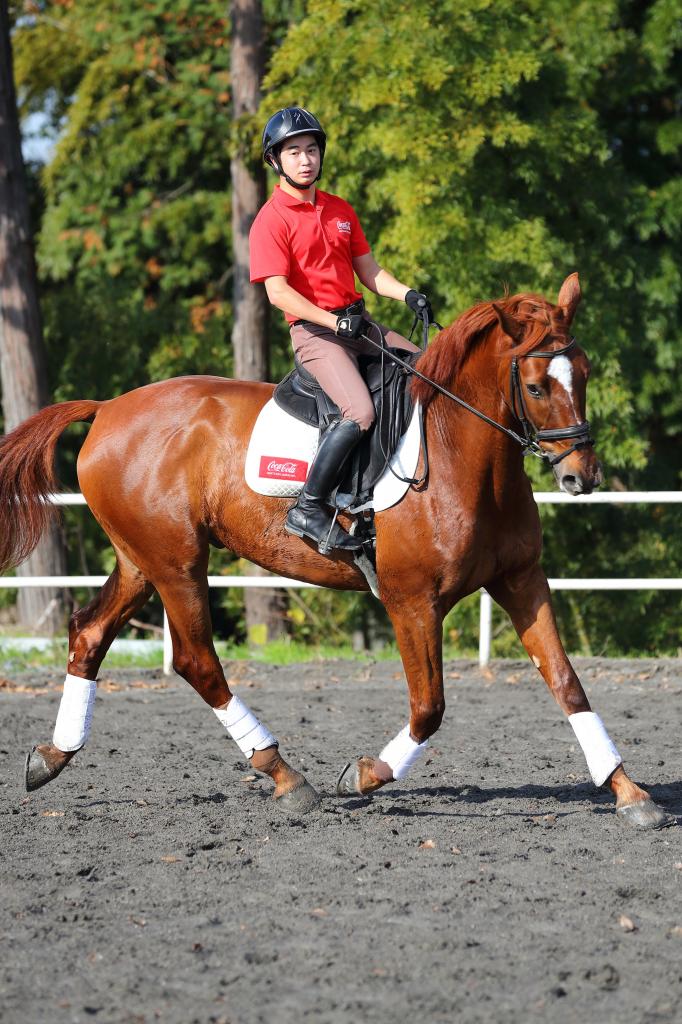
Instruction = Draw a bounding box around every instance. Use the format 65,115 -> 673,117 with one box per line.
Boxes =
336,761 -> 361,796
25,747 -> 66,792
616,798 -> 671,829
274,779 -> 321,814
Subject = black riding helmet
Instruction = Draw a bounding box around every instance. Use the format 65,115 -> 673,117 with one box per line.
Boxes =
262,107 -> 326,190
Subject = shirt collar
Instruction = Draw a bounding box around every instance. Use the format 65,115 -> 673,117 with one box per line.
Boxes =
273,184 -> 324,208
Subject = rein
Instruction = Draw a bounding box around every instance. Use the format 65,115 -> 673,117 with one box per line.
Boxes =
359,322 -> 593,465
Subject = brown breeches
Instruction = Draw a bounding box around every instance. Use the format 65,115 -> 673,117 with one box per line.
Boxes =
290,320 -> 420,432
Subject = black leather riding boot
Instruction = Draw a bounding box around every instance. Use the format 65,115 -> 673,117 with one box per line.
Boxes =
285,418 -> 364,553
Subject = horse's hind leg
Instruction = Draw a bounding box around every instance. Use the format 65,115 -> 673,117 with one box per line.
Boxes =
25,548 -> 154,791
487,564 -> 668,828
156,569 -> 320,813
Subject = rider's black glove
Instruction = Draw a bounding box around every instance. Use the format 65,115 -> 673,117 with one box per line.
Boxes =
335,314 -> 365,340
405,289 -> 433,323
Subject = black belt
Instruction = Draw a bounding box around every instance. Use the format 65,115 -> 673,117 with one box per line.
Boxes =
330,298 -> 365,317
292,298 -> 365,328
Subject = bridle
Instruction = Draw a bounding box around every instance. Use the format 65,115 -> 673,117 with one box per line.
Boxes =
508,337 -> 593,465
359,323 -> 594,467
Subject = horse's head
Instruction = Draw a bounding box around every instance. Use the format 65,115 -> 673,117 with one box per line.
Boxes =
492,274 -> 603,495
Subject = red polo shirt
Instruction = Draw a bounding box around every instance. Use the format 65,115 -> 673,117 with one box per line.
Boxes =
249,186 -> 370,324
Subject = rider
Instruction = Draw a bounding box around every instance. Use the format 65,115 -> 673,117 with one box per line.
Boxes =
249,106 -> 434,552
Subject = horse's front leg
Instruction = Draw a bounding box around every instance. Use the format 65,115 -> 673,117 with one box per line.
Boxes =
337,595 -> 444,797
487,565 -> 668,828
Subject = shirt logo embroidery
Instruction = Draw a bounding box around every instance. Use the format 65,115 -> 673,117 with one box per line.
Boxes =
336,220 -> 351,233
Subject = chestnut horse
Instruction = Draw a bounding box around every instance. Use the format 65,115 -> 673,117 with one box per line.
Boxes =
0,273 -> 666,827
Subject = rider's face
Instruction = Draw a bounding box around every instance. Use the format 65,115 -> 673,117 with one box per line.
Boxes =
277,134 -> 320,184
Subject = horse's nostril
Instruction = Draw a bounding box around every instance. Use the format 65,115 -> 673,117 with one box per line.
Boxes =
560,474 -> 583,495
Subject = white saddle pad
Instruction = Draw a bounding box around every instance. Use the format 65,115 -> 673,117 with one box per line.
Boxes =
244,400 -> 422,513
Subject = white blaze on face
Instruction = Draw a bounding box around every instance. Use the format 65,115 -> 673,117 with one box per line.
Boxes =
547,354 -> 573,396
547,354 -> 581,473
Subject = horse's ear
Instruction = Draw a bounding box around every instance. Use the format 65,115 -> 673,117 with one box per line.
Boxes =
492,303 -> 524,345
557,272 -> 581,327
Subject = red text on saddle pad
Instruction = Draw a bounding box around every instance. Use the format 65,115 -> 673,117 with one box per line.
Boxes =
259,456 -> 309,482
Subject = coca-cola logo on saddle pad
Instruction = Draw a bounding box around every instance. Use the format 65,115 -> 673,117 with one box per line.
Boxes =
259,456 -> 308,482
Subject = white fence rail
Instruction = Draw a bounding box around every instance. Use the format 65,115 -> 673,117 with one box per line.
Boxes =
1,492 -> 680,673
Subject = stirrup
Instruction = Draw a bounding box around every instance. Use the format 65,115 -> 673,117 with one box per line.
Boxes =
284,505 -> 363,554
318,509 -> 340,555
318,511 -> 364,555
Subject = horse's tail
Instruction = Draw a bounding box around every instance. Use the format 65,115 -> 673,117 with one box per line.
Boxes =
0,400 -> 100,573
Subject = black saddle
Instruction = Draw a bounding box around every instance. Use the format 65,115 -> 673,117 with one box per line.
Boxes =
273,347 -> 422,508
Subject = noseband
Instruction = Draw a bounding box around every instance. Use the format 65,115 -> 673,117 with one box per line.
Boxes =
509,337 -> 594,466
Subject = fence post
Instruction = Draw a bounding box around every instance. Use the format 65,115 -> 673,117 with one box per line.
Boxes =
479,589 -> 492,668
163,609 -> 173,676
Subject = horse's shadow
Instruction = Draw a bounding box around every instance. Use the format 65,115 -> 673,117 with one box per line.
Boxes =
342,780 -> 682,820
642,781 -> 682,816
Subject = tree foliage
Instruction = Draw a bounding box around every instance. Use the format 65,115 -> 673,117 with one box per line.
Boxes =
7,0 -> 682,653
264,0 -> 681,478
263,0 -> 682,653
14,0 -> 235,395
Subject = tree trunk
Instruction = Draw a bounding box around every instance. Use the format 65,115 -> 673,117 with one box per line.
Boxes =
230,0 -> 289,644
0,0 -> 67,635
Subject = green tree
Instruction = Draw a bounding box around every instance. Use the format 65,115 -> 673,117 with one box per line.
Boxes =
264,0 -> 679,467
263,0 -> 681,654
1,0 -> 67,634
11,0 -> 296,642
15,0 -> 235,395
11,0 -> 242,637
9,0 -> 681,655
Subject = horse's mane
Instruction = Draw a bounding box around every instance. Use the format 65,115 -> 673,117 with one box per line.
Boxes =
411,291 -> 570,407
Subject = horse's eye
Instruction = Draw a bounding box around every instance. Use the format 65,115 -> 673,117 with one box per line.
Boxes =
526,384 -> 542,398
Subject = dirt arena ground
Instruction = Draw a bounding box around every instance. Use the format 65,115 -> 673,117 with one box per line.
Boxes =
1,656 -> 681,1024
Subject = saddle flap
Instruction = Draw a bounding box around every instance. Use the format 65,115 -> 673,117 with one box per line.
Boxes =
273,369 -> 330,428
272,348 -> 420,503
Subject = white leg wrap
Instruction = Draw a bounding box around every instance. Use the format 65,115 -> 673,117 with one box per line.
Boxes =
214,695 -> 277,758
52,674 -> 97,752
569,711 -> 622,786
379,724 -> 428,781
